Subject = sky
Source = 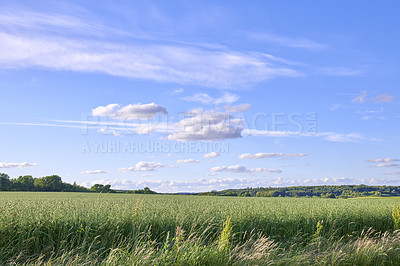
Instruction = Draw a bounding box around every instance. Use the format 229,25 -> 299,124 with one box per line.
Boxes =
0,0 -> 399,192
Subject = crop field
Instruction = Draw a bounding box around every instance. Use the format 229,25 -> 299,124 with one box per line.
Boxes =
1,192 -> 400,265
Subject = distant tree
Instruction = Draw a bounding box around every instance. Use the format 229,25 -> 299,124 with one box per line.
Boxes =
91,184 -> 112,193
33,175 -> 63,191
34,177 -> 46,191
127,187 -> 157,194
14,175 -> 35,191
0,173 -> 12,191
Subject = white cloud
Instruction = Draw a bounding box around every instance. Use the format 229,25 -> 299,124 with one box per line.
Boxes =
182,92 -> 239,105
182,93 -> 214,104
2,119 -> 379,144
81,175 -> 400,193
0,162 -> 36,168
247,32 -> 326,50
171,88 -> 184,95
224,103 -> 251,113
81,177 -> 267,193
351,91 -> 395,105
371,93 -> 395,103
136,124 -> 156,134
92,103 -> 167,120
214,92 -> 239,105
317,132 -> 376,143
367,158 -> 400,163
317,67 -> 362,76
376,163 -> 400,168
329,103 -> 342,111
204,152 -> 220,158
167,108 -> 243,141
238,153 -> 308,159
385,172 -> 400,176
81,170 -> 108,174
352,91 -> 368,104
118,161 -> 166,172
0,10 -> 300,89
241,129 -> 305,137
210,165 -> 281,174
176,159 -> 200,164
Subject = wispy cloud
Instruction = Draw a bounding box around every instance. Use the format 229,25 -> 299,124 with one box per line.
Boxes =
176,159 -> 200,164
367,158 -> 400,163
371,93 -> 396,103
204,152 -> 220,158
385,171 -> 400,176
0,6 -> 301,89
376,163 -> 400,168
238,153 -> 308,159
224,103 -> 251,113
317,132 -> 375,143
210,165 -> 281,174
81,170 -> 108,174
0,162 -> 36,168
182,92 -> 239,105
118,161 -> 166,172
170,88 -> 184,95
352,91 -> 395,104
247,32 -> 326,50
352,91 -> 368,104
92,103 -> 168,120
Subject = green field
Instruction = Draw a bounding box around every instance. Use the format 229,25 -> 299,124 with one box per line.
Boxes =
1,192 -> 400,265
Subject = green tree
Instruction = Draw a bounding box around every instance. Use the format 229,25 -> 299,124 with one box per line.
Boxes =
34,175 -> 63,191
0,173 -> 11,191
91,184 -> 112,193
14,175 -> 35,191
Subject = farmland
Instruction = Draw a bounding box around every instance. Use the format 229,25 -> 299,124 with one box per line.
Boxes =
1,192 -> 400,265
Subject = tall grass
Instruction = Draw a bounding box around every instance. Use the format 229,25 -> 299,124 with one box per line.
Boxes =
0,192 -> 400,264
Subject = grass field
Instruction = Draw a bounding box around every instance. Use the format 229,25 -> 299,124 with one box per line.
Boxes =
1,192 -> 400,265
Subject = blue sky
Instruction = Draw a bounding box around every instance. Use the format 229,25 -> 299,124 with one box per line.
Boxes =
0,0 -> 399,192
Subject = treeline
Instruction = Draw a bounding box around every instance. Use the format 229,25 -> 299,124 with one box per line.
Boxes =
0,173 -> 90,192
198,185 -> 400,198
0,173 -> 157,194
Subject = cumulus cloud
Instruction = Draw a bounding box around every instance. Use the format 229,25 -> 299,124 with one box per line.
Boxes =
0,162 -> 36,168
136,124 -> 156,134
352,91 -> 368,104
81,170 -> 108,174
238,153 -> 308,159
118,161 -> 166,172
371,93 -> 395,103
176,159 -> 200,164
167,108 -> 243,141
182,92 -> 239,105
92,103 -> 167,120
224,103 -> 251,113
204,152 -> 220,158
210,165 -> 281,174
